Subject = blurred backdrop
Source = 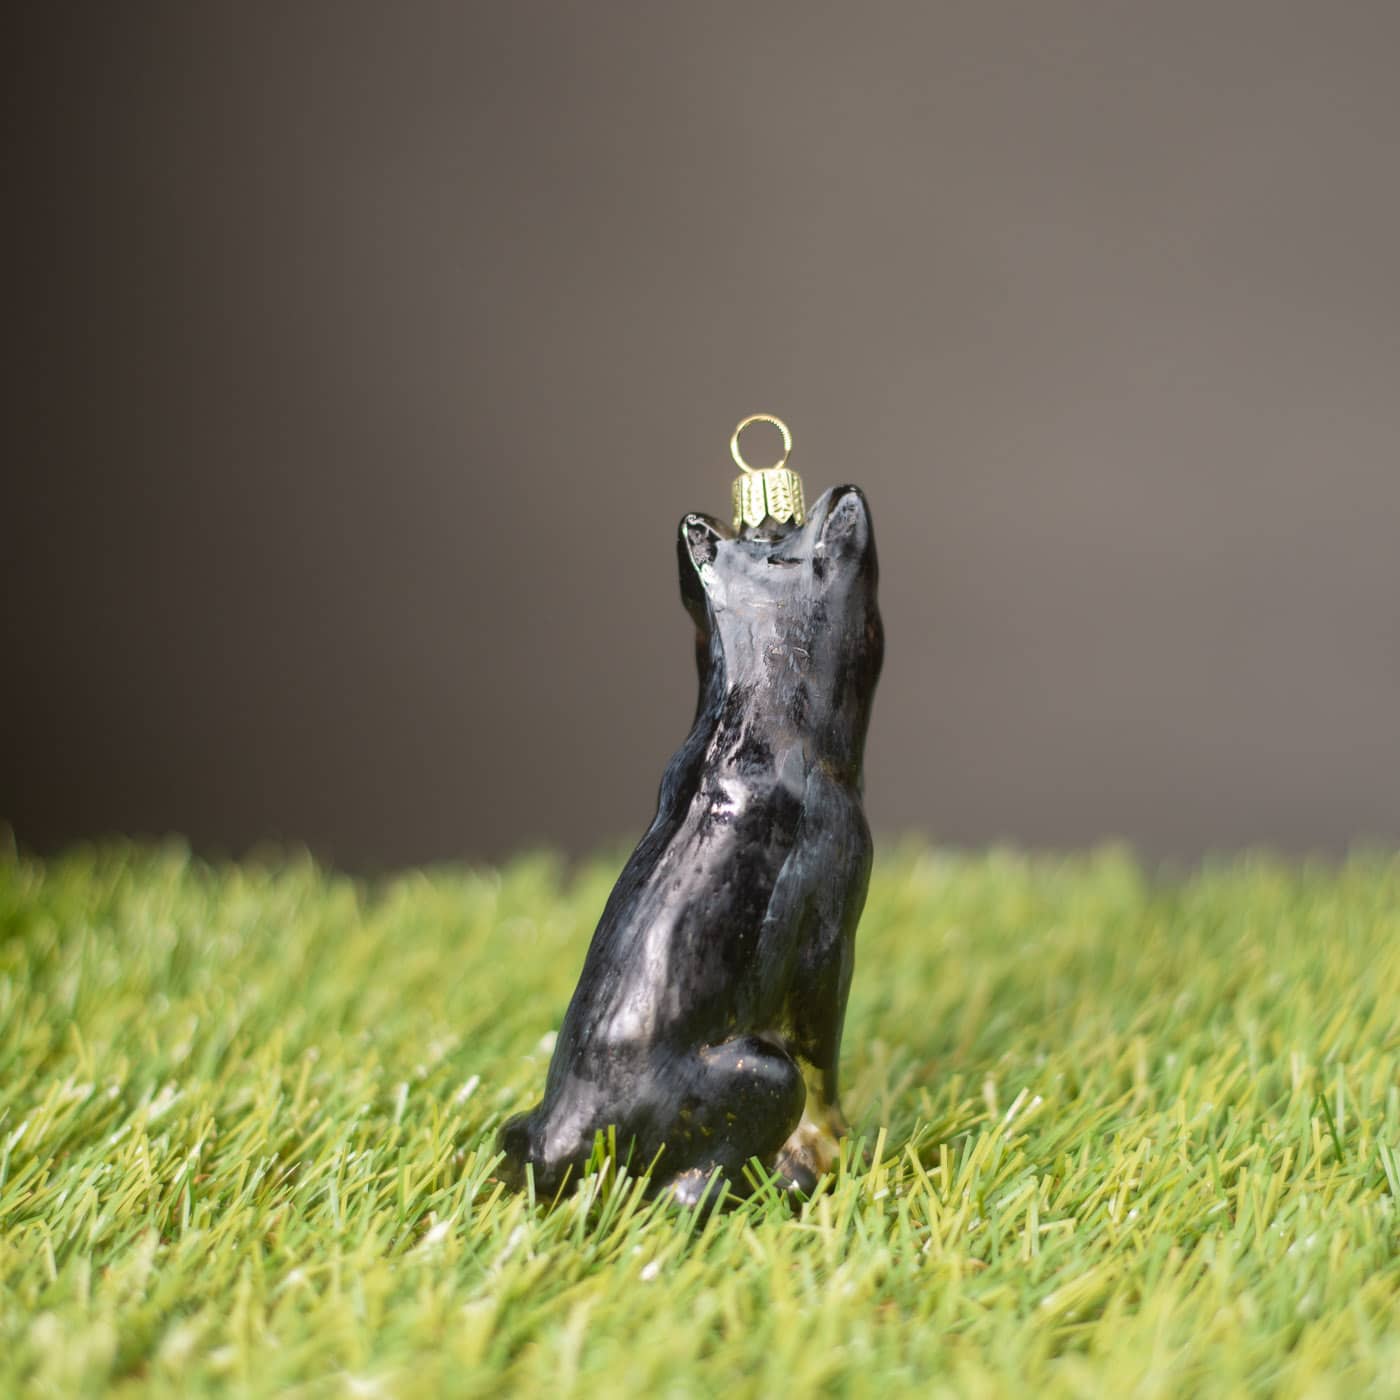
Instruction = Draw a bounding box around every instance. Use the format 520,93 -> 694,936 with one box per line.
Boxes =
5,3 -> 1399,868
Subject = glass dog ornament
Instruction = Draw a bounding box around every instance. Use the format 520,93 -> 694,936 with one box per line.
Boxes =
499,417 -> 883,1206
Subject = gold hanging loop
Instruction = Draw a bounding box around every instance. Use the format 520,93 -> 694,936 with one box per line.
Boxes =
730,414 -> 805,531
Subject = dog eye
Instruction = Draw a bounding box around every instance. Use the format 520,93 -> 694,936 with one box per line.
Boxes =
767,554 -> 802,567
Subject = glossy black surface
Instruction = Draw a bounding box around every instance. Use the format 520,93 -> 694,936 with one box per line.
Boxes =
499,485 -> 883,1204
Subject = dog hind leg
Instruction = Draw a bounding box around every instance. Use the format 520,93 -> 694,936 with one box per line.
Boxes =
655,1034 -> 806,1205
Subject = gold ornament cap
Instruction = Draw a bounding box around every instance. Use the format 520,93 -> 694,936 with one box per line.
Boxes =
730,413 -> 806,532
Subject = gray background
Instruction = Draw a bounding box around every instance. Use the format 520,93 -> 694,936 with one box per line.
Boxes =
5,3 -> 1398,869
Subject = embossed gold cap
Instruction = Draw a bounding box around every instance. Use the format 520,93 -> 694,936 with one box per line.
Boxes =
730,413 -> 806,533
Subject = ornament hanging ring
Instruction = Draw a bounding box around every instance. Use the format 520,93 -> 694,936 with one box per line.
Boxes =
730,414 -> 793,474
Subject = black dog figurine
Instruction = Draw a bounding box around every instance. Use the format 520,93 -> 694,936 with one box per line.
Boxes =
499,478 -> 883,1205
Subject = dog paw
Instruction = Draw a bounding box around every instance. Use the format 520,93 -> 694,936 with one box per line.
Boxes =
661,1166 -> 728,1214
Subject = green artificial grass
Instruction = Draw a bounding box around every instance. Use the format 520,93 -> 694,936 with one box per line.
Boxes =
2,841 -> 1398,1397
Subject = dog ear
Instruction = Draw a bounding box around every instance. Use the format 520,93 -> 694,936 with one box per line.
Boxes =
816,486 -> 875,562
677,513 -> 729,620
